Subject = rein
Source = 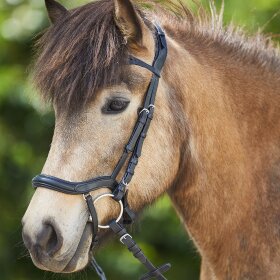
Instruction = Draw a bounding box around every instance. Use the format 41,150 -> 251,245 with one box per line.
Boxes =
32,24 -> 169,280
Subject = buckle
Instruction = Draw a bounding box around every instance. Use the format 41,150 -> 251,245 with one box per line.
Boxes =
120,233 -> 132,244
83,193 -> 92,201
122,178 -> 129,187
139,108 -> 149,115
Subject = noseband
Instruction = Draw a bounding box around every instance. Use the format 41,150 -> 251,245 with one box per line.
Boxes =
32,24 -> 169,280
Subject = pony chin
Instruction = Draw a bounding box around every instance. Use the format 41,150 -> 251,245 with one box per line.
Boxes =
62,223 -> 93,273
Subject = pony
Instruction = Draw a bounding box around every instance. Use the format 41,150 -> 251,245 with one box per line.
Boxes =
22,0 -> 280,278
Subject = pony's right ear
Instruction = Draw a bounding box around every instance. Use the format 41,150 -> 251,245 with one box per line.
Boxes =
45,0 -> 69,24
114,0 -> 152,51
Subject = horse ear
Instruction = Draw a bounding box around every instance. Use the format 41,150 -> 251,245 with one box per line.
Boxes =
45,0 -> 69,24
114,0 -> 150,49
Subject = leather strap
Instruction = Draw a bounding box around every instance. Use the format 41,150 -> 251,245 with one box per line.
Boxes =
113,24 -> 167,202
109,220 -> 171,280
84,193 -> 99,246
90,257 -> 107,280
32,174 -> 117,194
129,57 -> 161,77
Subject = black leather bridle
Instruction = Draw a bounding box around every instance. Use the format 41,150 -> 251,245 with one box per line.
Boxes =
32,24 -> 170,280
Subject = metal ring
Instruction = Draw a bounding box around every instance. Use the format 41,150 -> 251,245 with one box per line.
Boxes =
93,193 -> 123,229
148,104 -> 155,109
139,108 -> 149,115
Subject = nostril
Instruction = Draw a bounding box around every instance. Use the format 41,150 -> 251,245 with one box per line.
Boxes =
22,220 -> 63,259
45,225 -> 58,253
37,222 -> 63,257
38,224 -> 62,256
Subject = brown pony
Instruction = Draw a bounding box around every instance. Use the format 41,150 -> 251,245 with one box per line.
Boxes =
22,0 -> 280,279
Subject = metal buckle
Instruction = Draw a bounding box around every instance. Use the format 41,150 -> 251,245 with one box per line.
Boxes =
83,193 -> 91,201
92,193 -> 124,229
148,104 -> 155,109
139,108 -> 149,115
120,233 -> 132,244
122,178 -> 129,187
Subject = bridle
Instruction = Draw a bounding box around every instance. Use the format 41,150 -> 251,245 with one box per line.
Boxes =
32,23 -> 168,280
32,24 -> 169,280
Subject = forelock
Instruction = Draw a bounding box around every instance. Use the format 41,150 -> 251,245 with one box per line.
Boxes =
33,0 -> 129,112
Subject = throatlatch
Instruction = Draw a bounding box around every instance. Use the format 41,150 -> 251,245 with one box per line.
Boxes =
32,24 -> 169,280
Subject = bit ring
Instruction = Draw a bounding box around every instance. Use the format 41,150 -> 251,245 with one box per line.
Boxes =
93,193 -> 123,229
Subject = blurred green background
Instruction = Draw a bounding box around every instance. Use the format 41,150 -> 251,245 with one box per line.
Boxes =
0,0 -> 279,279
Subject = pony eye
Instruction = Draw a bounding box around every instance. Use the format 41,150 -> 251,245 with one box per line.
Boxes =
102,97 -> 130,114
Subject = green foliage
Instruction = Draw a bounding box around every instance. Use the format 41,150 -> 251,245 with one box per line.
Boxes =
0,0 -> 279,279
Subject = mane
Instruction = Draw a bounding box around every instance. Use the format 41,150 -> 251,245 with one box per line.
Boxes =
150,0 -> 280,72
33,0 -> 280,112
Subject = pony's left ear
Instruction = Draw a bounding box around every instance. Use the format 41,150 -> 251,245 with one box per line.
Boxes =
114,0 -> 151,50
45,0 -> 69,24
